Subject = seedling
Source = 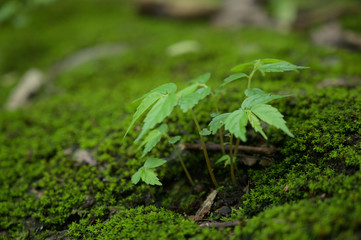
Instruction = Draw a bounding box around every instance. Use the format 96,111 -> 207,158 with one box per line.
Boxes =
138,123 -> 194,186
125,58 -> 307,189
209,59 -> 308,185
131,158 -> 167,186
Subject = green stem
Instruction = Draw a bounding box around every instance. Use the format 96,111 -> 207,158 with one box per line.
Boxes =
212,92 -> 226,156
172,143 -> 195,186
233,138 -> 240,171
190,109 -> 219,188
229,134 -> 237,186
219,128 -> 226,156
247,60 -> 260,89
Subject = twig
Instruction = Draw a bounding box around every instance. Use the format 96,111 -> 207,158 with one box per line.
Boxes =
181,143 -> 276,156
199,220 -> 241,228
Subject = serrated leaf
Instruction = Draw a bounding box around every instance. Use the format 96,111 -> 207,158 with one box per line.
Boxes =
231,61 -> 256,73
209,113 -> 230,134
221,73 -> 248,86
125,83 -> 177,138
259,58 -> 289,64
244,88 -> 265,97
246,110 -> 267,140
132,83 -> 177,103
224,109 -> 248,142
124,92 -> 162,138
131,167 -> 144,184
216,155 -> 230,165
136,93 -> 178,141
178,87 -> 211,112
190,72 -> 211,84
251,104 -> 294,137
144,157 -> 167,169
242,89 -> 291,109
215,155 -> 236,167
139,124 -> 168,157
141,168 -> 162,186
168,136 -> 181,144
257,62 -> 309,73
176,83 -> 199,98
200,128 -> 211,136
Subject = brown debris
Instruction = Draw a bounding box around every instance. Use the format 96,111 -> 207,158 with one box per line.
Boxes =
137,0 -> 219,19
212,0 -> 271,28
199,220 -> 241,228
181,143 -> 276,156
311,21 -> 361,50
190,189 -> 217,221
5,69 -> 44,111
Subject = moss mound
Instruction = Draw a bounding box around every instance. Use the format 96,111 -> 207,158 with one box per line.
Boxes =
1,0 -> 361,239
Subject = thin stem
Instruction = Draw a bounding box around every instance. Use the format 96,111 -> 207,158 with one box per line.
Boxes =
219,129 -> 226,156
172,143 -> 195,186
147,185 -> 155,202
247,60 -> 260,89
229,134 -> 237,186
247,68 -> 256,89
190,109 -> 219,188
211,92 -> 226,155
233,138 -> 240,171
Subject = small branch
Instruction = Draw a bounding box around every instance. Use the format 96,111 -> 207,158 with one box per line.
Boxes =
181,143 -> 276,156
199,220 -> 241,228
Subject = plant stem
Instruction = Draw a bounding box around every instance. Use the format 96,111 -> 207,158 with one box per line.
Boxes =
248,69 -> 256,89
247,60 -> 260,89
212,92 -> 226,155
233,138 -> 240,171
190,109 -> 219,188
172,143 -> 195,186
229,134 -> 237,186
219,129 -> 226,155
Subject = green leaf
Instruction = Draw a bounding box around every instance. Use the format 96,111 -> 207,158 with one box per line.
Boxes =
231,61 -> 256,73
144,157 -> 167,169
176,83 -> 198,98
216,155 -> 230,166
259,58 -> 289,64
257,62 -> 309,73
224,109 -> 248,142
178,87 -> 211,112
131,167 -> 144,184
139,124 -> 168,157
246,110 -> 268,140
242,89 -> 291,109
209,113 -> 230,134
141,168 -> 162,186
200,128 -> 211,136
136,93 -> 178,141
168,136 -> 181,144
215,155 -> 236,167
221,73 -> 248,86
251,104 -> 294,137
190,72 -> 211,84
134,83 -> 177,103
244,88 -> 264,97
124,92 -> 162,138
124,83 -> 177,138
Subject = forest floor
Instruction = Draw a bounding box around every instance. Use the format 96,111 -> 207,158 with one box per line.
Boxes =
1,0 -> 361,239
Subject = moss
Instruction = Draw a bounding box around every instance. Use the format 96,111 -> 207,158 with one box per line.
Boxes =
233,186 -> 361,240
1,0 -> 361,239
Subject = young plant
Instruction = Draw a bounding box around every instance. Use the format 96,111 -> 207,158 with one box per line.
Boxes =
138,124 -> 194,186
209,59 -> 308,186
177,73 -> 219,188
131,158 -> 167,186
125,73 -> 218,187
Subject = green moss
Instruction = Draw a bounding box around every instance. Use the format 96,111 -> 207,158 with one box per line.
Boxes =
1,0 -> 361,239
